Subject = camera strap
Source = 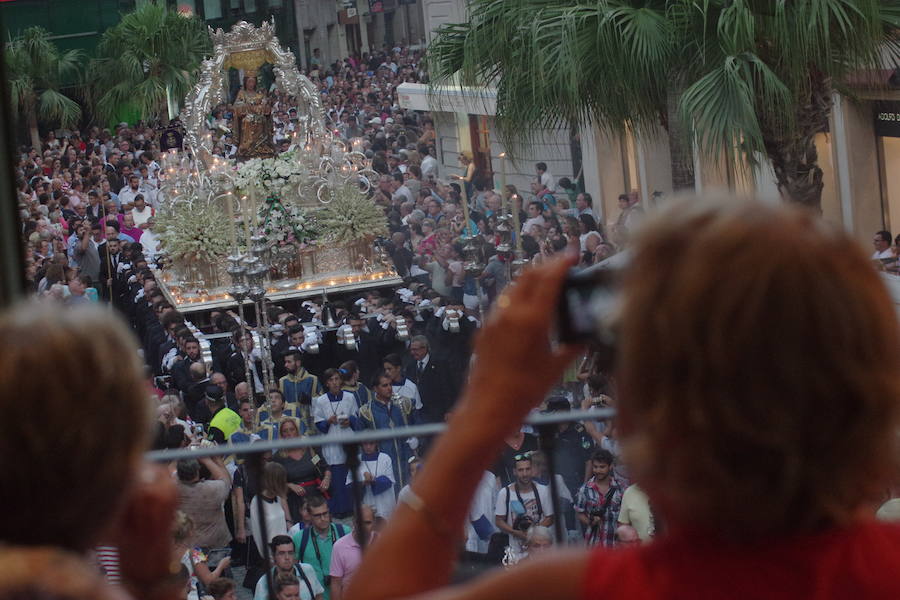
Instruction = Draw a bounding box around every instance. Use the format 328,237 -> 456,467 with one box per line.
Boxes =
308,523 -> 336,569
291,565 -> 316,599
510,482 -> 543,521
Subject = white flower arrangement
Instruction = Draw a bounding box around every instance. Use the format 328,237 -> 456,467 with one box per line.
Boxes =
234,150 -> 308,198
317,184 -> 388,244
155,202 -> 231,261
257,198 -> 318,247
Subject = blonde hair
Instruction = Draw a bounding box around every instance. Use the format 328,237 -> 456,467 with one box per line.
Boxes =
172,510 -> 195,546
618,199 -> 900,539
0,303 -> 150,551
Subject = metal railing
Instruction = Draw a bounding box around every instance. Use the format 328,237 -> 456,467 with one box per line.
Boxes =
149,406 -> 616,598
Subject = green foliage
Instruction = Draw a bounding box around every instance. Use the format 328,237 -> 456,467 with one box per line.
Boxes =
429,0 -> 900,164
5,27 -> 83,129
86,0 -> 210,123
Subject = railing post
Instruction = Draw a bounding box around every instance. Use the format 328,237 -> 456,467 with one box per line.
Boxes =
246,452 -> 275,600
537,422 -> 566,545
343,440 -> 367,551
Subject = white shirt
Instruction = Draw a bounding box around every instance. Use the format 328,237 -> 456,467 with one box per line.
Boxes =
421,155 -> 438,180
313,391 -> 359,465
466,471 -> 498,553
118,186 -> 142,207
346,452 -> 396,519
873,248 -> 894,260
392,185 -> 414,205
496,482 -> 554,553
254,563 -> 323,600
539,171 -> 556,192
249,495 -> 288,556
522,215 -> 545,236
392,378 -> 422,410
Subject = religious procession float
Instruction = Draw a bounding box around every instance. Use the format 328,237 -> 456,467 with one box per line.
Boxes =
153,20 -> 400,315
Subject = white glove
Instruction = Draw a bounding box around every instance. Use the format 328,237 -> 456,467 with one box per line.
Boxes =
406,437 -> 419,451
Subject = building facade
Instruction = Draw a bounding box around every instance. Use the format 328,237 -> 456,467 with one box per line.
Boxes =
1,0 -> 425,72
412,0 -> 900,248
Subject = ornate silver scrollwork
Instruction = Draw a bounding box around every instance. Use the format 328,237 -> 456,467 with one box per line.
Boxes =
181,19 -> 327,170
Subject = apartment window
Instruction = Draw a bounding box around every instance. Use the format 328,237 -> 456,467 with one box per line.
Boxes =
203,0 -> 223,19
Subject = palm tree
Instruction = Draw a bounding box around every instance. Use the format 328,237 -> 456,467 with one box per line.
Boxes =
86,0 -> 210,124
5,27 -> 83,151
428,0 -> 900,209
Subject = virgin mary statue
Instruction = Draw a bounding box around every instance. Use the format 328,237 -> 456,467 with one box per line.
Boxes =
233,70 -> 276,160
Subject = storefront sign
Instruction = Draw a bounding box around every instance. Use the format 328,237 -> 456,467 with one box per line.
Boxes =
874,101 -> 900,137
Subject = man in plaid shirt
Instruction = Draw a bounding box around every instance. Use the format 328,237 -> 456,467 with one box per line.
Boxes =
575,449 -> 624,547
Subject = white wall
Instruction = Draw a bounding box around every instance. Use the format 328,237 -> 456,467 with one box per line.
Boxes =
421,0 -> 464,43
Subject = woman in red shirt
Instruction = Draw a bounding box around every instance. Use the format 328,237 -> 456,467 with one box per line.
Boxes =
347,200 -> 900,600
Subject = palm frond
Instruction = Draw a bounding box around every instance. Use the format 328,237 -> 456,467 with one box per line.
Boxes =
4,26 -> 83,129
88,0 -> 209,122
429,0 -> 898,173
37,88 -> 81,128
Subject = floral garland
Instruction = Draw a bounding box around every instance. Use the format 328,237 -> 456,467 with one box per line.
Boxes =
234,150 -> 307,198
155,202 -> 231,261
317,184 -> 388,244
257,198 -> 318,247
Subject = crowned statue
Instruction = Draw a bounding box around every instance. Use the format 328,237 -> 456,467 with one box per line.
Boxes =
233,70 -> 276,160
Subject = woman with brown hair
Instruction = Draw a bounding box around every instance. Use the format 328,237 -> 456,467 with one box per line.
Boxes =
0,303 -> 178,600
347,199 -> 900,600
273,417 -> 332,522
249,462 -> 292,556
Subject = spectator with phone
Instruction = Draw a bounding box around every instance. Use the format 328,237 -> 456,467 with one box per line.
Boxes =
172,510 -> 232,600
176,455 -> 233,565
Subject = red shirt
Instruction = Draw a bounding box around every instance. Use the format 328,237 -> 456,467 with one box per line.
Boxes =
583,520 -> 900,599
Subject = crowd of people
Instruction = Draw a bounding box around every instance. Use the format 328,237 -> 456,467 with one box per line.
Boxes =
33,36 -> 900,600
7,196 -> 900,600
6,43 -> 657,600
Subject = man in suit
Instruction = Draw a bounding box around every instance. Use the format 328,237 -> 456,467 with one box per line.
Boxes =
171,337 -> 203,393
335,312 -> 382,385
270,314 -> 301,380
226,330 -> 264,397
403,335 -> 456,423
98,236 -> 122,301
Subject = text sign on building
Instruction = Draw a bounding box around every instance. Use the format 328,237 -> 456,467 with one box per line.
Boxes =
875,101 -> 900,138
